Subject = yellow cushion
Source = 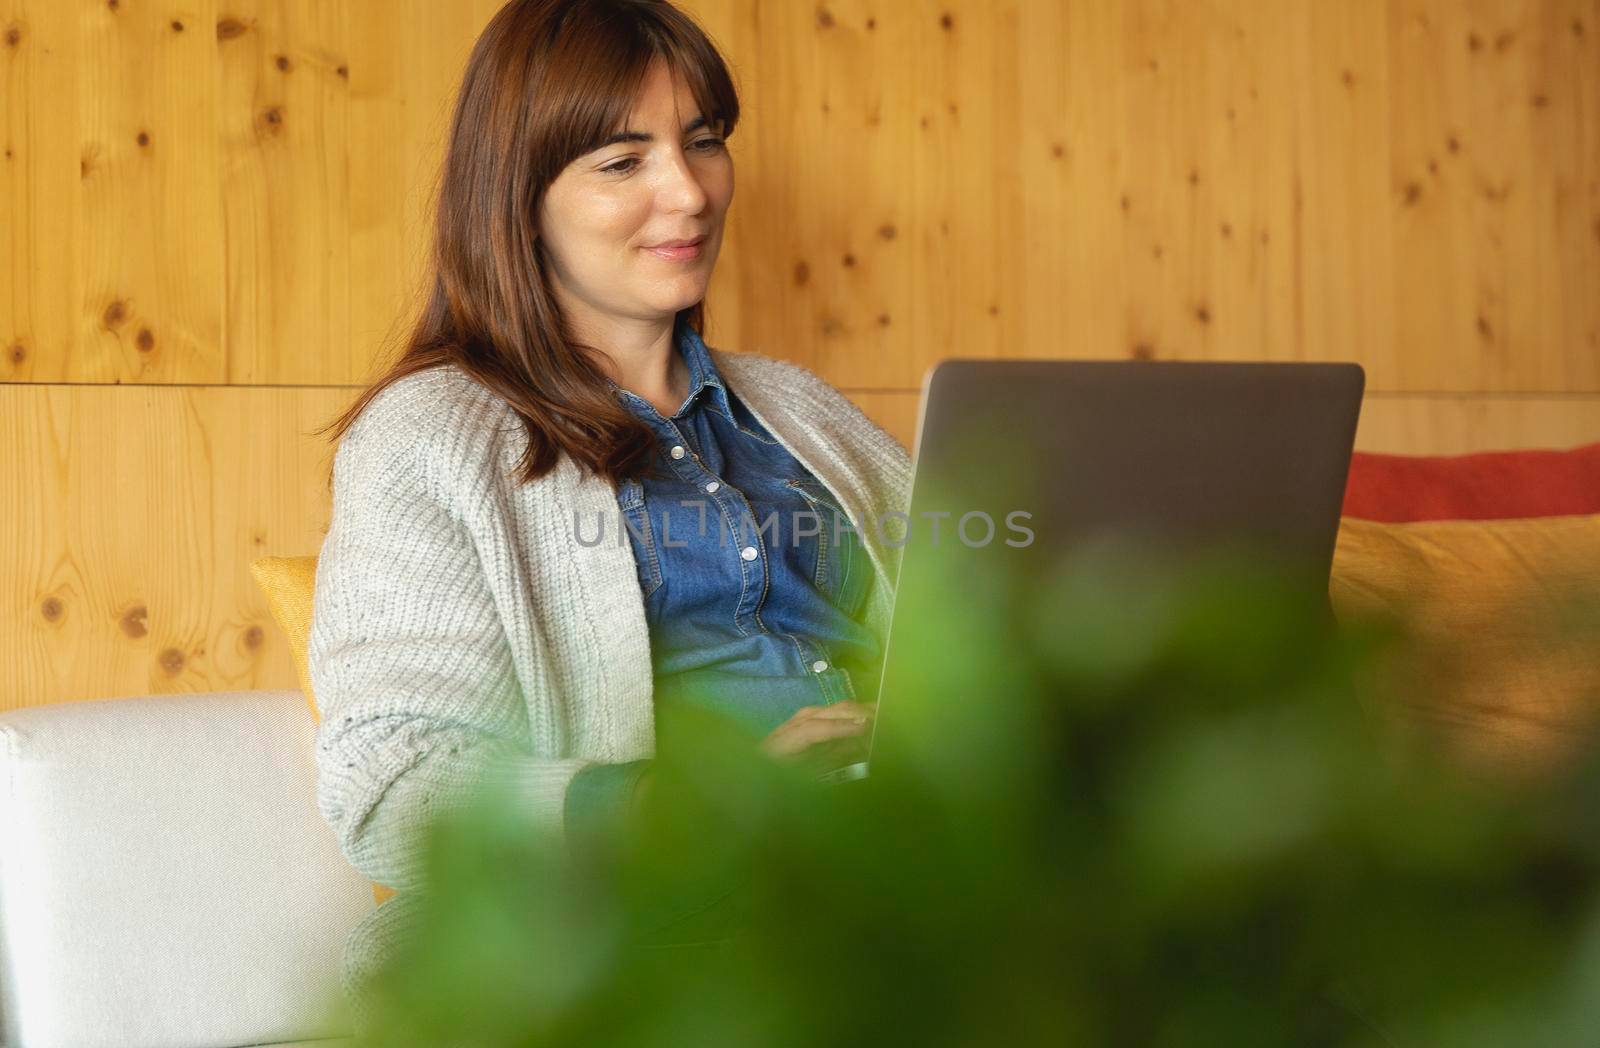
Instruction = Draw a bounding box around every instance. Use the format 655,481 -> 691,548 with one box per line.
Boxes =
1329,513 -> 1600,778
251,555 -> 396,907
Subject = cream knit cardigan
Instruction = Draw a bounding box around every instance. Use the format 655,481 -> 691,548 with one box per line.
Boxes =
308,347 -> 911,1012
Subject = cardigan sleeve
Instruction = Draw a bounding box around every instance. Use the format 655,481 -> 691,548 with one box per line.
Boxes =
308,413 -> 594,893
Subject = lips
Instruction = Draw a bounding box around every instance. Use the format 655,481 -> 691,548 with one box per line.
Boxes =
645,234 -> 707,249
643,234 -> 707,263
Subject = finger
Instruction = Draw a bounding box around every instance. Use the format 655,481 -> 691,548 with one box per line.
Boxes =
783,717 -> 871,749
761,716 -> 871,758
763,703 -> 871,740
796,702 -> 873,721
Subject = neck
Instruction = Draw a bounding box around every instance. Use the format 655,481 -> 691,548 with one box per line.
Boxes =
572,312 -> 689,414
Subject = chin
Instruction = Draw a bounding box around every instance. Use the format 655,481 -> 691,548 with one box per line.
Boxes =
651,282 -> 711,313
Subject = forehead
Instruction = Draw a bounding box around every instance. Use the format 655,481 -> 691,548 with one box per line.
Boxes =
626,58 -> 698,120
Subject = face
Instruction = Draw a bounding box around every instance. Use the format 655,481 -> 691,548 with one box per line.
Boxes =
536,57 -> 734,332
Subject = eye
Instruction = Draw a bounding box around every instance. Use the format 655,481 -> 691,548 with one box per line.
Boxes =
600,138 -> 725,176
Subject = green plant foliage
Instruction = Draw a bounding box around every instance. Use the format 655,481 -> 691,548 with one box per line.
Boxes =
335,540 -> 1600,1048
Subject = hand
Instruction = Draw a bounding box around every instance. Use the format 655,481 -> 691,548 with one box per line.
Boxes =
760,700 -> 877,772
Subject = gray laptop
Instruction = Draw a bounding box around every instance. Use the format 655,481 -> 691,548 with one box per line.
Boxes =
821,357 -> 1365,784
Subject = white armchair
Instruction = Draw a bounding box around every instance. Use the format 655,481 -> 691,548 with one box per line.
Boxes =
0,690 -> 370,1048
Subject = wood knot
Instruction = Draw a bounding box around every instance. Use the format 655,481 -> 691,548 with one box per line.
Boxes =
106,0 -> 119,11
262,106 -> 283,129
171,19 -> 184,32
1050,142 -> 1064,158
876,313 -> 890,326
820,314 -> 843,337
1341,69 -> 1355,87
866,17 -> 875,30
841,252 -> 856,268
136,327 -> 155,352
119,604 -> 148,638
1119,194 -> 1131,212
793,260 -> 810,286
1130,343 -> 1155,361
987,303 -> 999,316
1447,135 -> 1461,153
1188,168 -> 1200,187
876,223 -> 896,240
1477,314 -> 1494,340
940,12 -> 954,30
1402,181 -> 1422,206
1530,94 -> 1548,109
158,648 -> 186,674
1493,30 -> 1515,52
40,596 -> 63,622
244,624 -> 264,649
3,23 -> 21,47
136,130 -> 150,148
8,342 -> 24,364
103,299 -> 128,329
216,16 -> 247,41
1194,303 -> 1212,325
336,64 -> 348,79
1467,32 -> 1483,52
1220,222 -> 1233,239
815,6 -> 834,29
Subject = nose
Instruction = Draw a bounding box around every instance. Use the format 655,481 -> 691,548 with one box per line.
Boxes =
654,146 -> 711,214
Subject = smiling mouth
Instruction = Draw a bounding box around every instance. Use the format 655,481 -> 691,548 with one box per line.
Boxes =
643,237 -> 707,260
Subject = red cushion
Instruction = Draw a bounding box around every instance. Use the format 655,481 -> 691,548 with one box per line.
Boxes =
1342,441 -> 1600,522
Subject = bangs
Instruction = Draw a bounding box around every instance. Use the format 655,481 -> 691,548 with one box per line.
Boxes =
540,3 -> 740,170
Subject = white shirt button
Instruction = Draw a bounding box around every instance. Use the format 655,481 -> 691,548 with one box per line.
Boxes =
811,660 -> 829,673
740,545 -> 759,561
705,481 -> 720,493
670,445 -> 685,459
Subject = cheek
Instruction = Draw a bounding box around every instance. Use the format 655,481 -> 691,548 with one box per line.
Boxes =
548,191 -> 649,260
588,191 -> 653,246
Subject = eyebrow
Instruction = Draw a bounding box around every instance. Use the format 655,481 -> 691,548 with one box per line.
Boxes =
598,114 -> 715,148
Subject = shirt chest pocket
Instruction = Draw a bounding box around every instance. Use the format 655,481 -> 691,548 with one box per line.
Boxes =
783,476 -> 870,619
617,481 -> 664,599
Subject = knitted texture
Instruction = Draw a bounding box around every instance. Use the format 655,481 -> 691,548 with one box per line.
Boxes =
308,347 -> 911,1028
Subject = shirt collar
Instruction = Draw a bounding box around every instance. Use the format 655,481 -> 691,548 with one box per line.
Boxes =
672,315 -> 732,419
604,314 -> 732,420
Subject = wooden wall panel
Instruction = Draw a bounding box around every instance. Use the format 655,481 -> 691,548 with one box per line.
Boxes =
82,0 -> 226,382
707,0 -> 1599,393
219,0 -> 352,385
0,384 -> 349,711
4,1 -> 1595,392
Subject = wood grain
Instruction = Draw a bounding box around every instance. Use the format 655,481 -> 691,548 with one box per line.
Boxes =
0,383 -> 353,710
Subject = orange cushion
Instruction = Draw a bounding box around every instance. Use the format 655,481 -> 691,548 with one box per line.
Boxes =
1328,514 -> 1600,777
251,555 -> 396,907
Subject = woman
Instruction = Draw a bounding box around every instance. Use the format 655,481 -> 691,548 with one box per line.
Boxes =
307,0 -> 910,1025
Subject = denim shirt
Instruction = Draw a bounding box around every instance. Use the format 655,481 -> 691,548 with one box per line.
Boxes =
564,318 -> 880,838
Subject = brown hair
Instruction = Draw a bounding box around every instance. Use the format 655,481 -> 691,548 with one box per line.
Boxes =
315,0 -> 740,489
